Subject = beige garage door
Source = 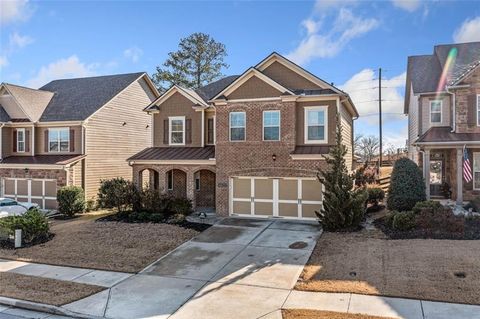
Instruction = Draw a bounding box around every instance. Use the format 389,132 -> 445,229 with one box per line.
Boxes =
230,177 -> 323,219
2,178 -> 57,210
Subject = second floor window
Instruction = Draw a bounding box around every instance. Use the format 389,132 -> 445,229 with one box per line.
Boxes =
49,128 -> 69,152
230,112 -> 246,141
430,100 -> 442,123
16,128 -> 25,153
305,106 -> 327,143
474,152 -> 480,190
169,116 -> 185,145
263,110 -> 280,141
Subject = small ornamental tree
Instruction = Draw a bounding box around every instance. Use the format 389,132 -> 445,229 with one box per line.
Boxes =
315,114 -> 368,231
97,178 -> 138,215
387,158 -> 426,211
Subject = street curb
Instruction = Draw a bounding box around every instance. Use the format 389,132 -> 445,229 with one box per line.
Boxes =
0,296 -> 104,319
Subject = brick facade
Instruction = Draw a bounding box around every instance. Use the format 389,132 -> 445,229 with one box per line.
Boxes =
455,66 -> 480,134
0,168 -> 68,188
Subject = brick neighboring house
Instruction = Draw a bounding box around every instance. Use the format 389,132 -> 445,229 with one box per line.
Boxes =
129,53 -> 358,219
405,42 -> 480,203
0,73 -> 159,209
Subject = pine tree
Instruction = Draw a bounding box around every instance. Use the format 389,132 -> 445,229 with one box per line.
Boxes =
316,114 -> 368,231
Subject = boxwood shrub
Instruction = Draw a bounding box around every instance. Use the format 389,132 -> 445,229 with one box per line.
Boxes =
57,186 -> 85,217
0,208 -> 50,245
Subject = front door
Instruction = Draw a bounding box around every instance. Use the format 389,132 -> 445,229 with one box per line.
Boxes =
430,160 -> 443,196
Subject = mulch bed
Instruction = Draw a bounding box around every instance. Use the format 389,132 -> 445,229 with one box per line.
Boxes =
282,309 -> 394,319
96,214 -> 211,232
0,272 -> 104,306
374,215 -> 480,240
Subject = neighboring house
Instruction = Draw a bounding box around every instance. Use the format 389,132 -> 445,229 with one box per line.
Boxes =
129,52 -> 358,219
405,42 -> 480,203
0,73 -> 159,209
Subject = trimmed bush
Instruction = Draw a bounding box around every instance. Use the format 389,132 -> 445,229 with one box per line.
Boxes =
170,197 -> 193,216
412,200 -> 442,215
57,186 -> 85,217
367,187 -> 385,206
392,211 -> 416,231
97,178 -> 139,214
0,208 -> 50,244
387,158 -> 426,211
85,198 -> 97,212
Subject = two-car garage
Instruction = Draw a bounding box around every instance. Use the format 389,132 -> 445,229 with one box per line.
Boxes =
229,176 -> 323,220
1,178 -> 58,210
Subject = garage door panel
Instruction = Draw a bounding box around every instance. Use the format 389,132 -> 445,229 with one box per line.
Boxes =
278,203 -> 298,217
17,180 -> 28,196
302,203 -> 322,218
31,198 -> 43,207
45,181 -> 57,197
233,201 -> 251,215
2,178 -> 57,210
254,202 -> 273,216
254,179 -> 273,199
31,180 -> 43,196
5,180 -> 15,195
233,178 -> 250,199
302,180 -> 322,201
279,179 -> 297,201
45,199 -> 58,210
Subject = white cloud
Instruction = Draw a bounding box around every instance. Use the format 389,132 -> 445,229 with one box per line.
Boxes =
123,46 -> 143,63
340,69 -> 406,125
453,16 -> 480,43
0,56 -> 8,68
391,0 -> 421,12
26,55 -> 97,88
0,0 -> 33,25
9,32 -> 33,49
286,8 -> 379,65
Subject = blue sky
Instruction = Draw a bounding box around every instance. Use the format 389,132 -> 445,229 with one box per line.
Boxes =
1,0 -> 480,149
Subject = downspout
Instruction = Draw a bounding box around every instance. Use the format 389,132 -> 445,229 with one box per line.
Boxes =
31,123 -> 35,155
446,86 -> 456,133
81,122 -> 87,154
201,108 -> 205,147
0,123 -> 4,160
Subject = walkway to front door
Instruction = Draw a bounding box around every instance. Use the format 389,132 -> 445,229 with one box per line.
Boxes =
63,217 -> 322,318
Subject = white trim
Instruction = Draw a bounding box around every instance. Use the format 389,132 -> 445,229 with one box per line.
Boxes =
0,164 -> 65,169
47,127 -> 70,153
229,111 -> 246,142
290,154 -> 327,160
210,68 -> 294,101
31,124 -> 35,155
262,110 -> 280,141
168,116 -> 185,146
429,100 -> 442,124
477,94 -> 480,127
1,177 -> 57,209
16,128 -> 26,153
224,97 -> 282,103
130,159 -> 216,165
304,106 -> 328,144
201,109 -> 205,147
34,121 -> 83,127
474,152 -> 480,191
146,85 -> 207,111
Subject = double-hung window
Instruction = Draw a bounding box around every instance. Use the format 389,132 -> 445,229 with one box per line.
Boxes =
230,112 -> 246,141
169,116 -> 185,145
49,128 -> 69,152
16,128 -> 25,153
430,100 -> 442,123
474,152 -> 480,190
305,106 -> 327,143
263,110 -> 280,141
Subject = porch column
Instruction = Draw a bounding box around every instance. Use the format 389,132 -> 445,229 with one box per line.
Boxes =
456,148 -> 463,205
424,149 -> 430,199
186,171 -> 196,208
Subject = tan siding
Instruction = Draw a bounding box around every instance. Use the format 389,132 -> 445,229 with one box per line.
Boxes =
8,127 -> 33,156
340,102 -> 353,171
262,61 -> 320,90
226,76 -> 282,100
35,126 -> 82,155
84,78 -> 155,199
296,100 -> 337,146
152,92 -> 202,147
72,160 -> 84,188
419,94 -> 451,135
2,127 -> 12,158
407,83 -> 419,163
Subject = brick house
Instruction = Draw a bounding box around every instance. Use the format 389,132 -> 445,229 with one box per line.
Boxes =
0,73 -> 159,209
405,42 -> 480,203
129,53 -> 358,219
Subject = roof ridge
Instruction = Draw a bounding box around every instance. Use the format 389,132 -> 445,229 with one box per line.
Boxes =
2,82 -> 51,93
42,72 -> 146,85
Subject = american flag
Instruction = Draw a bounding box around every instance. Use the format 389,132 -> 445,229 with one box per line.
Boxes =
463,147 -> 473,183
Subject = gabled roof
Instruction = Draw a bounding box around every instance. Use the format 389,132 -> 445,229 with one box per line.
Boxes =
0,105 -> 11,122
39,72 -> 149,121
1,83 -> 54,122
145,84 -> 208,111
195,75 -> 239,101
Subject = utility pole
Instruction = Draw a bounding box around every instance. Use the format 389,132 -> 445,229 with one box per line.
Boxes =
378,67 -> 383,168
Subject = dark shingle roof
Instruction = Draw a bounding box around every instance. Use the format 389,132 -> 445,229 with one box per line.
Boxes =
39,72 -> 145,121
128,146 -> 215,161
0,105 -> 11,122
195,75 -> 239,102
415,126 -> 480,143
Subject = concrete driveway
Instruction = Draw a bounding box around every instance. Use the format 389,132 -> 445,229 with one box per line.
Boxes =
63,217 -> 322,319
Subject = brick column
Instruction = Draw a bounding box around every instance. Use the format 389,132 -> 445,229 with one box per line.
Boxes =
424,149 -> 430,199
186,170 -> 196,208
456,148 -> 463,204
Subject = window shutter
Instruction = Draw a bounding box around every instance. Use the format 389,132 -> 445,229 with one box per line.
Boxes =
163,120 -> 169,144
186,119 -> 192,144
207,118 -> 214,144
467,94 -> 477,126
13,129 -> 17,153
25,130 -> 30,152
44,130 -> 49,152
70,128 -> 75,152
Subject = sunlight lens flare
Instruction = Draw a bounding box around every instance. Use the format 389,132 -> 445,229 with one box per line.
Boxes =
436,47 -> 458,95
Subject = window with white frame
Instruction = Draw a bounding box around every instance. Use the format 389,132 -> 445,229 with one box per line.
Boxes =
169,116 -> 185,145
430,100 -> 442,123
263,110 -> 280,141
474,152 -> 480,190
16,128 -> 25,152
230,112 -> 246,141
305,106 -> 327,143
477,94 -> 480,126
48,128 -> 69,152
